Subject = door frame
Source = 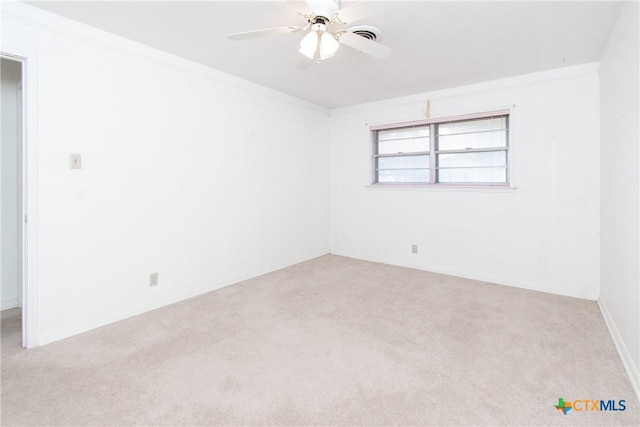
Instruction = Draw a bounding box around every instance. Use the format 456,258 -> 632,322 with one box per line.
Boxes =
1,51 -> 38,348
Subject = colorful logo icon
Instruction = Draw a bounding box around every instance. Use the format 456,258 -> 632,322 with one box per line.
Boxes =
554,397 -> 626,415
555,397 -> 572,415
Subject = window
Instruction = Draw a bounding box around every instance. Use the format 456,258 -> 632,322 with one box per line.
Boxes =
372,111 -> 509,186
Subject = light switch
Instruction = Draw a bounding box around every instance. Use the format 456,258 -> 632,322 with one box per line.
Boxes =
70,154 -> 81,169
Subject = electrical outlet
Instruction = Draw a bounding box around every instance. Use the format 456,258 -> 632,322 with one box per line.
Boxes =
149,273 -> 159,287
412,244 -> 418,254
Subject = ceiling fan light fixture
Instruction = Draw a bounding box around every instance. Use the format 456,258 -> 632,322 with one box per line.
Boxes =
319,32 -> 339,59
299,30 -> 319,59
299,22 -> 339,61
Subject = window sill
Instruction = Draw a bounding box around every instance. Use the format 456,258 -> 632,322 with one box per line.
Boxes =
365,184 -> 517,193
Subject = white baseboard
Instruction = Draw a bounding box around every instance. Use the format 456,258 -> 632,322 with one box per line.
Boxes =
597,299 -> 640,401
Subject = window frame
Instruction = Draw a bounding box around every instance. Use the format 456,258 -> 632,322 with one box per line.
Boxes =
371,109 -> 510,187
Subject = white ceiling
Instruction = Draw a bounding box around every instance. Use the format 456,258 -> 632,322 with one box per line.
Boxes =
26,1 -> 622,108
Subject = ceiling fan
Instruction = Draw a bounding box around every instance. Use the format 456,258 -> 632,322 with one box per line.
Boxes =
227,0 -> 393,63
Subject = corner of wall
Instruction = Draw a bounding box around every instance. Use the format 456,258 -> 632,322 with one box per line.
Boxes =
598,0 -> 640,402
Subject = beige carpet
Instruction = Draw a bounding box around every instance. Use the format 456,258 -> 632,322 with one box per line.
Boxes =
1,255 -> 638,426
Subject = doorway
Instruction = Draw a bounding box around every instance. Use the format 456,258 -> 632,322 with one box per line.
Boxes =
1,57 -> 24,348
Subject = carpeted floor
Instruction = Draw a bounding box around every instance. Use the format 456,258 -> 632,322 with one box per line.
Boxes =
1,255 -> 638,426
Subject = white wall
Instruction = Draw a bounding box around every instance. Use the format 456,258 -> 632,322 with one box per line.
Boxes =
1,3 -> 330,345
1,58 -> 22,310
329,64 -> 601,300
599,1 -> 640,397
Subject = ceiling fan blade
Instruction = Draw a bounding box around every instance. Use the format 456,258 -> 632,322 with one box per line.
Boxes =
338,31 -> 391,59
227,26 -> 303,41
304,0 -> 341,17
336,1 -> 398,24
286,0 -> 312,15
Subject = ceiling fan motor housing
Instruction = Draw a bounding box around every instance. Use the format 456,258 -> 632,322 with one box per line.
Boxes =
307,0 -> 341,21
312,16 -> 330,26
